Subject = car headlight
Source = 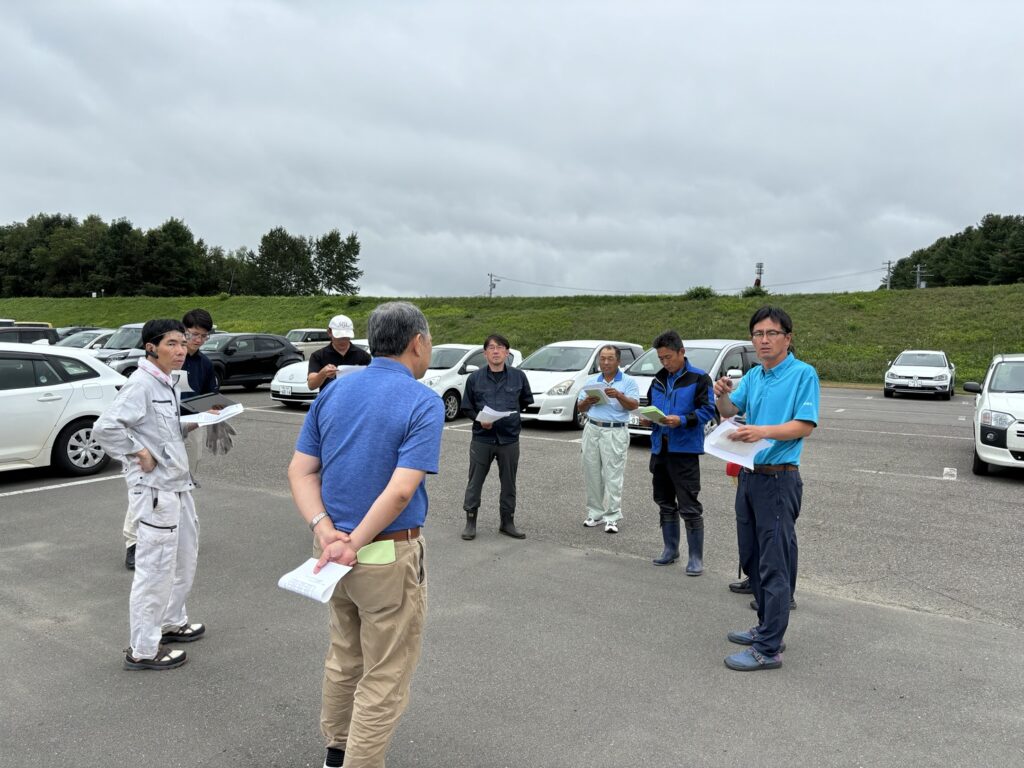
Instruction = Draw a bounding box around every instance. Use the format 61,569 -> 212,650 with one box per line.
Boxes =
547,379 -> 575,396
885,371 -> 898,380
107,351 -> 129,361
934,373 -> 948,382
423,376 -> 440,387
980,410 -> 1015,429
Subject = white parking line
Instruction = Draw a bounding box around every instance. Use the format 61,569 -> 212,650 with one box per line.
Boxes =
835,408 -> 846,413
852,468 -> 958,482
819,426 -> 972,441
0,474 -> 122,498
445,424 -> 581,444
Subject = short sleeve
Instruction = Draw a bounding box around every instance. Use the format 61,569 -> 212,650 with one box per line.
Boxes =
730,371 -> 750,414
295,399 -> 323,458
792,367 -> 820,426
397,395 -> 444,474
623,374 -> 640,399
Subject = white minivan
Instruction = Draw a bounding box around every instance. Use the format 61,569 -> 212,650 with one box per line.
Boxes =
420,343 -> 522,421
519,340 -> 643,428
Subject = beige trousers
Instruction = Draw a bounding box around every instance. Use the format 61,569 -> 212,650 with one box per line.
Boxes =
320,536 -> 427,768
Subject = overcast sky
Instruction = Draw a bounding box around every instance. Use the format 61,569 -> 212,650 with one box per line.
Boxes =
3,1 -> 1022,297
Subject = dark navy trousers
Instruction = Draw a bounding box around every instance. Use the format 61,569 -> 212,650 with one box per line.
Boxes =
735,469 -> 802,656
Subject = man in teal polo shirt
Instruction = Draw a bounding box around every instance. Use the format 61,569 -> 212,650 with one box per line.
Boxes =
577,345 -> 640,533
713,306 -> 819,671
288,301 -> 444,768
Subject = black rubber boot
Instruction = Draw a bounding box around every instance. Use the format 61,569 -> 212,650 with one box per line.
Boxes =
125,544 -> 136,571
684,525 -> 704,576
461,511 -> 477,540
653,517 -> 680,565
499,512 -> 526,539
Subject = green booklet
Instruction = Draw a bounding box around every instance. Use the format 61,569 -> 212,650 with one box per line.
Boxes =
637,405 -> 667,423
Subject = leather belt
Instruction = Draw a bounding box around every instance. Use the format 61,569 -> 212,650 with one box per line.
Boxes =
587,419 -> 627,428
744,464 -> 799,475
372,527 -> 421,542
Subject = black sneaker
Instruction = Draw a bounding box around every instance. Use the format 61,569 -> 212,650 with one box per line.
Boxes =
729,577 -> 752,594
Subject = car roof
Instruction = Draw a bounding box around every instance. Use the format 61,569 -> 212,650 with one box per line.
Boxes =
682,338 -> 752,347
992,353 -> 1024,362
896,349 -> 947,356
433,343 -> 481,351
287,328 -> 324,332
536,339 -> 642,349
0,341 -> 113,362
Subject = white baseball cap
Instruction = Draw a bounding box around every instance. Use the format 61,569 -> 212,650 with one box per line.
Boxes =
328,314 -> 355,338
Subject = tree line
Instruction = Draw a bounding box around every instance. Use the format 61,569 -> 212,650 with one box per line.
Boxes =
0,213 -> 362,297
886,213 -> 1024,289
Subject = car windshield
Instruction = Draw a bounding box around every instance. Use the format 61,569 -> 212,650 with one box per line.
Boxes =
104,327 -> 142,349
520,346 -> 594,372
990,361 -> 1024,393
201,335 -> 233,352
57,331 -> 101,348
894,352 -> 946,367
626,345 -> 722,376
286,330 -> 313,342
429,348 -> 472,369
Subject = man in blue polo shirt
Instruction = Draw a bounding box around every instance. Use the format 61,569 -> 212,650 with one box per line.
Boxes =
714,305 -> 819,671
288,301 -> 444,768
577,345 -> 639,533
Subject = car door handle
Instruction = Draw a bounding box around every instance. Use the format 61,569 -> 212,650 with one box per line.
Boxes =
37,393 -> 64,402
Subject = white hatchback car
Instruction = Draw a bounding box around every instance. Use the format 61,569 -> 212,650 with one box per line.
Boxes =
519,340 -> 643,428
0,342 -> 126,475
419,343 -> 523,421
963,354 -> 1024,475
270,339 -> 370,407
884,349 -> 956,400
285,328 -> 332,359
624,339 -> 758,438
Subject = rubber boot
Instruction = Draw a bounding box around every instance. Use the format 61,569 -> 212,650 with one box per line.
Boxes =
499,512 -> 526,539
653,517 -> 680,565
684,525 -> 704,576
461,511 -> 477,540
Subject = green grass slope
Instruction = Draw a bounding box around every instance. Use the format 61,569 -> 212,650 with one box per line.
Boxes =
2,284 -> 1021,384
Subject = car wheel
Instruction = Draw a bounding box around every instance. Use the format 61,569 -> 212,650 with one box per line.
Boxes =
940,388 -> 951,401
573,404 -> 586,429
213,367 -> 224,389
442,390 -> 461,422
883,389 -> 894,398
52,419 -> 109,476
703,415 -> 719,439
971,450 -> 989,476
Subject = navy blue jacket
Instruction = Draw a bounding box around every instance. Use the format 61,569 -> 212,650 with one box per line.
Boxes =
649,360 -> 716,454
461,365 -> 534,445
182,351 -> 218,400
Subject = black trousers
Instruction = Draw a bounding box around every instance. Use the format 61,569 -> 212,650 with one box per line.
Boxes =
650,450 -> 703,527
463,440 -> 520,517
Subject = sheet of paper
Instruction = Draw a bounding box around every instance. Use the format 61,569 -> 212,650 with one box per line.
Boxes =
582,387 -> 610,405
703,418 -> 774,470
477,405 -> 515,422
180,402 -> 244,426
277,557 -> 352,603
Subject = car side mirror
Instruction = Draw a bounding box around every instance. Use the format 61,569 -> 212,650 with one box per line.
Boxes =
224,346 -> 237,356
886,360 -> 893,366
726,368 -> 742,379
464,364 -> 479,374
963,381 -> 982,394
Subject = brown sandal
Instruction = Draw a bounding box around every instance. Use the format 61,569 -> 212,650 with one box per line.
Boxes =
124,645 -> 187,670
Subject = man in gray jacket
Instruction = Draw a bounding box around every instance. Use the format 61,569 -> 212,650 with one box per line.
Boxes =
94,319 -> 205,670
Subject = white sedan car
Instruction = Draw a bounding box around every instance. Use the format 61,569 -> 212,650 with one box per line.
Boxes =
884,349 -> 956,400
419,343 -> 523,421
270,339 -> 369,407
963,353 -> 1024,475
0,342 -> 125,475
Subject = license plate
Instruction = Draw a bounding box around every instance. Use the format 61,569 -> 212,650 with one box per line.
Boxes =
280,386 -> 292,396
629,415 -> 640,426
909,380 -> 921,388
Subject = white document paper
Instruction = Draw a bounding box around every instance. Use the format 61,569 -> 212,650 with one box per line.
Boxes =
477,405 -> 515,422
582,387 -> 610,405
277,557 -> 352,603
180,402 -> 244,426
703,418 -> 774,470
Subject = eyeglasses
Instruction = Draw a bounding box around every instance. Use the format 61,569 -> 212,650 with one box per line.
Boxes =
751,330 -> 787,340
186,332 -> 210,342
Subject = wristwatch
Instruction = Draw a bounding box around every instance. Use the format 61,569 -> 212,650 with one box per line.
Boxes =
309,511 -> 329,531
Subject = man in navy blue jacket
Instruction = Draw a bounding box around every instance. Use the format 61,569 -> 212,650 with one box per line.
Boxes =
644,330 -> 717,574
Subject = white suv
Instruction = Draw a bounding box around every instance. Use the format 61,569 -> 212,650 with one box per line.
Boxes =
419,343 -> 522,421
519,340 -> 643,428
884,349 -> 956,400
963,354 -> 1024,475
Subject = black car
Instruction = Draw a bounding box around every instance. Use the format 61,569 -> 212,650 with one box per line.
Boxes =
0,327 -> 60,345
200,333 -> 303,390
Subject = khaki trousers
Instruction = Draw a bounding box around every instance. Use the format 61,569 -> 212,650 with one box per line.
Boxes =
321,536 -> 427,768
581,422 -> 628,523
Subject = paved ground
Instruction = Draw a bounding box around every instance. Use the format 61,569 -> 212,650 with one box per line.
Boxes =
1,387 -> 1022,767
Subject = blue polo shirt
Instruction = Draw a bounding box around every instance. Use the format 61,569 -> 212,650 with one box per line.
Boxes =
577,369 -> 639,423
730,353 -> 819,466
295,357 -> 445,533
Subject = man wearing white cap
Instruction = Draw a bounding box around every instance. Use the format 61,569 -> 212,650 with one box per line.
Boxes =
307,314 -> 372,392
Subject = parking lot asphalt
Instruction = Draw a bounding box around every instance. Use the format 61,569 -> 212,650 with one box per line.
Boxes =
2,387 -> 1022,767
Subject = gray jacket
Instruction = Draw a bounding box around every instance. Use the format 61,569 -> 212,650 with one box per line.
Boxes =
93,367 -> 195,492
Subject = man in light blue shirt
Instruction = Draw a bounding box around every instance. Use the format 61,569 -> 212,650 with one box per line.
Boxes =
714,306 -> 819,672
577,345 -> 640,533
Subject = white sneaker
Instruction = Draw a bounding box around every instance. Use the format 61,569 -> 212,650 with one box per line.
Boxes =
583,517 -> 602,527
605,520 -> 619,534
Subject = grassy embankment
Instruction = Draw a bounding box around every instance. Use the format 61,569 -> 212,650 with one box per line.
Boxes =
2,284 -> 1022,384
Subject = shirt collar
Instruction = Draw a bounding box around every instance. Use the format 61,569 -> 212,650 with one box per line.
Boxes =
369,357 -> 414,378
764,352 -> 795,378
595,369 -> 623,383
139,357 -> 175,387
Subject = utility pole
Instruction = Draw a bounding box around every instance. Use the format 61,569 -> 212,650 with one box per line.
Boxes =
754,262 -> 764,288
914,263 -> 931,289
883,260 -> 894,289
488,273 -> 501,298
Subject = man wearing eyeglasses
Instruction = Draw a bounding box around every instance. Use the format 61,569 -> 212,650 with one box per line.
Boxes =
460,333 -> 534,540
122,308 -> 221,570
713,306 -> 819,671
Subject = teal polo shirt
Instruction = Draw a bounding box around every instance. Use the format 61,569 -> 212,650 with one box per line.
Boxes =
577,369 -> 639,423
729,353 -> 819,466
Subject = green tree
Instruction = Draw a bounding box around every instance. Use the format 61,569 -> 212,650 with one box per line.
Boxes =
250,227 -> 317,295
314,230 -> 362,295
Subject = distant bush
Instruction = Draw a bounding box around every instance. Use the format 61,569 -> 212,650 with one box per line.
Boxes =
741,286 -> 769,298
684,286 -> 716,300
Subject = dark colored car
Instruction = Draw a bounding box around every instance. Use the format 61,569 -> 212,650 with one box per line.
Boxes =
0,327 -> 60,345
199,333 -> 303,390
